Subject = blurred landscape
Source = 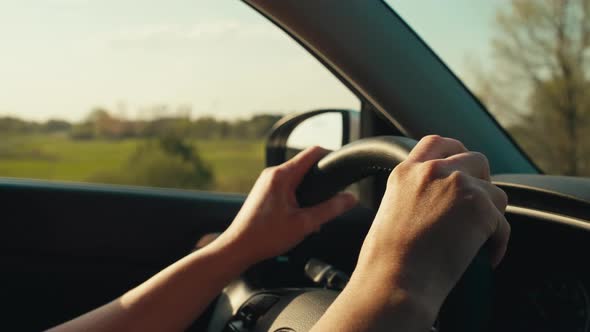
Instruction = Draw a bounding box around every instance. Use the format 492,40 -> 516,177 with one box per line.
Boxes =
1,0 -> 589,194
0,110 -> 281,193
473,0 -> 590,176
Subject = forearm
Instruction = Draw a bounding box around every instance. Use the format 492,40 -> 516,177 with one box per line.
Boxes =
311,251 -> 437,332
47,236 -> 252,332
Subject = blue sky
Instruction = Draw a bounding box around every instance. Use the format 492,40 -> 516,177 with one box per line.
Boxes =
389,0 -> 502,82
0,0 -> 504,122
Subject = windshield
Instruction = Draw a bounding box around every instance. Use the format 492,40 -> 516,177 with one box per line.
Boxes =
385,0 -> 590,177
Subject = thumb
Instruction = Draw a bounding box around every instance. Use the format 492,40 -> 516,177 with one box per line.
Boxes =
302,192 -> 358,234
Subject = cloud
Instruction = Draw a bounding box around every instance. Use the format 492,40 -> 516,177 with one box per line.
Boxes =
107,21 -> 275,50
47,0 -> 93,6
188,21 -> 241,39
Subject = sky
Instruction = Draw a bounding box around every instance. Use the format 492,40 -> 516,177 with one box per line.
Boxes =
389,0 -> 502,83
0,0 -> 504,122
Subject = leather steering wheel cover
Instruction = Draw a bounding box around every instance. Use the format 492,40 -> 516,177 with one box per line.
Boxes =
296,136 -> 417,207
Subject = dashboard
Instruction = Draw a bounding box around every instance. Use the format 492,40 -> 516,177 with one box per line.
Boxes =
491,175 -> 590,331
492,212 -> 590,332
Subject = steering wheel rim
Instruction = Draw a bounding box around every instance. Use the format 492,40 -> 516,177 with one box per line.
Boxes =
295,135 -> 492,331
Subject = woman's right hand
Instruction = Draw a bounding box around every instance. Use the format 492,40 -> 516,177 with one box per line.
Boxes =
352,135 -> 510,321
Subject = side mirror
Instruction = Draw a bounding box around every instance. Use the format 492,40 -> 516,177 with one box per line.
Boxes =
266,109 -> 359,166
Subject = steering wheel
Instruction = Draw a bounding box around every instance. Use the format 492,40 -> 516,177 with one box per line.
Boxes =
208,136 -> 492,332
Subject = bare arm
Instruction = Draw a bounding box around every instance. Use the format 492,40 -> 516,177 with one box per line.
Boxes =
47,146 -> 357,332
47,237 -> 251,332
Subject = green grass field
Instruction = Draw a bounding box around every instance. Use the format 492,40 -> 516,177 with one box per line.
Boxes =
0,134 -> 265,193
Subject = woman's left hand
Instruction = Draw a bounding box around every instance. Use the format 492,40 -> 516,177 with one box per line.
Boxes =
218,146 -> 358,265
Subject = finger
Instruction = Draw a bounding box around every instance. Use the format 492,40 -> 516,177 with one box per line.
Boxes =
441,151 -> 491,181
408,135 -> 468,162
487,208 -> 511,268
476,179 -> 508,212
282,146 -> 330,188
301,192 -> 357,234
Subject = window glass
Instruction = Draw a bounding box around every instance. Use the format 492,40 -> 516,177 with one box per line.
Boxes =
385,0 -> 590,176
0,0 -> 359,193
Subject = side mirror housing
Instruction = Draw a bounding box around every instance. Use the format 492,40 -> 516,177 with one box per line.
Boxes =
266,109 -> 359,166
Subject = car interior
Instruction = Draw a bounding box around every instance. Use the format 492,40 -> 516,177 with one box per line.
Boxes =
2,0 -> 589,331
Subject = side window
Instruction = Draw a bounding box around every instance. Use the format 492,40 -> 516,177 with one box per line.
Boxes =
0,1 -> 359,193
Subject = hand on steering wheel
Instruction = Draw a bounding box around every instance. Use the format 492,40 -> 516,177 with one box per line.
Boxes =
310,135 -> 509,332
216,146 -> 357,266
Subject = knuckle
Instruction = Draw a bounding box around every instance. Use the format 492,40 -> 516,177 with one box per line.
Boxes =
447,137 -> 467,151
388,161 -> 411,183
261,166 -> 285,185
387,170 -> 400,187
471,151 -> 489,165
260,166 -> 275,177
308,145 -> 324,153
420,134 -> 444,147
418,135 -> 467,154
447,170 -> 471,193
471,151 -> 491,172
422,134 -> 443,142
420,160 -> 445,180
447,170 -> 485,206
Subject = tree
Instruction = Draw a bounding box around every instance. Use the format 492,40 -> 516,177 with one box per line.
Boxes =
89,134 -> 214,190
0,116 -> 39,133
43,119 -> 71,133
477,0 -> 590,176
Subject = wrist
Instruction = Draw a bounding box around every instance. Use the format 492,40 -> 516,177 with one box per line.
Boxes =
213,216 -> 274,265
352,241 -> 442,325
334,269 -> 438,332
199,233 -> 256,276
